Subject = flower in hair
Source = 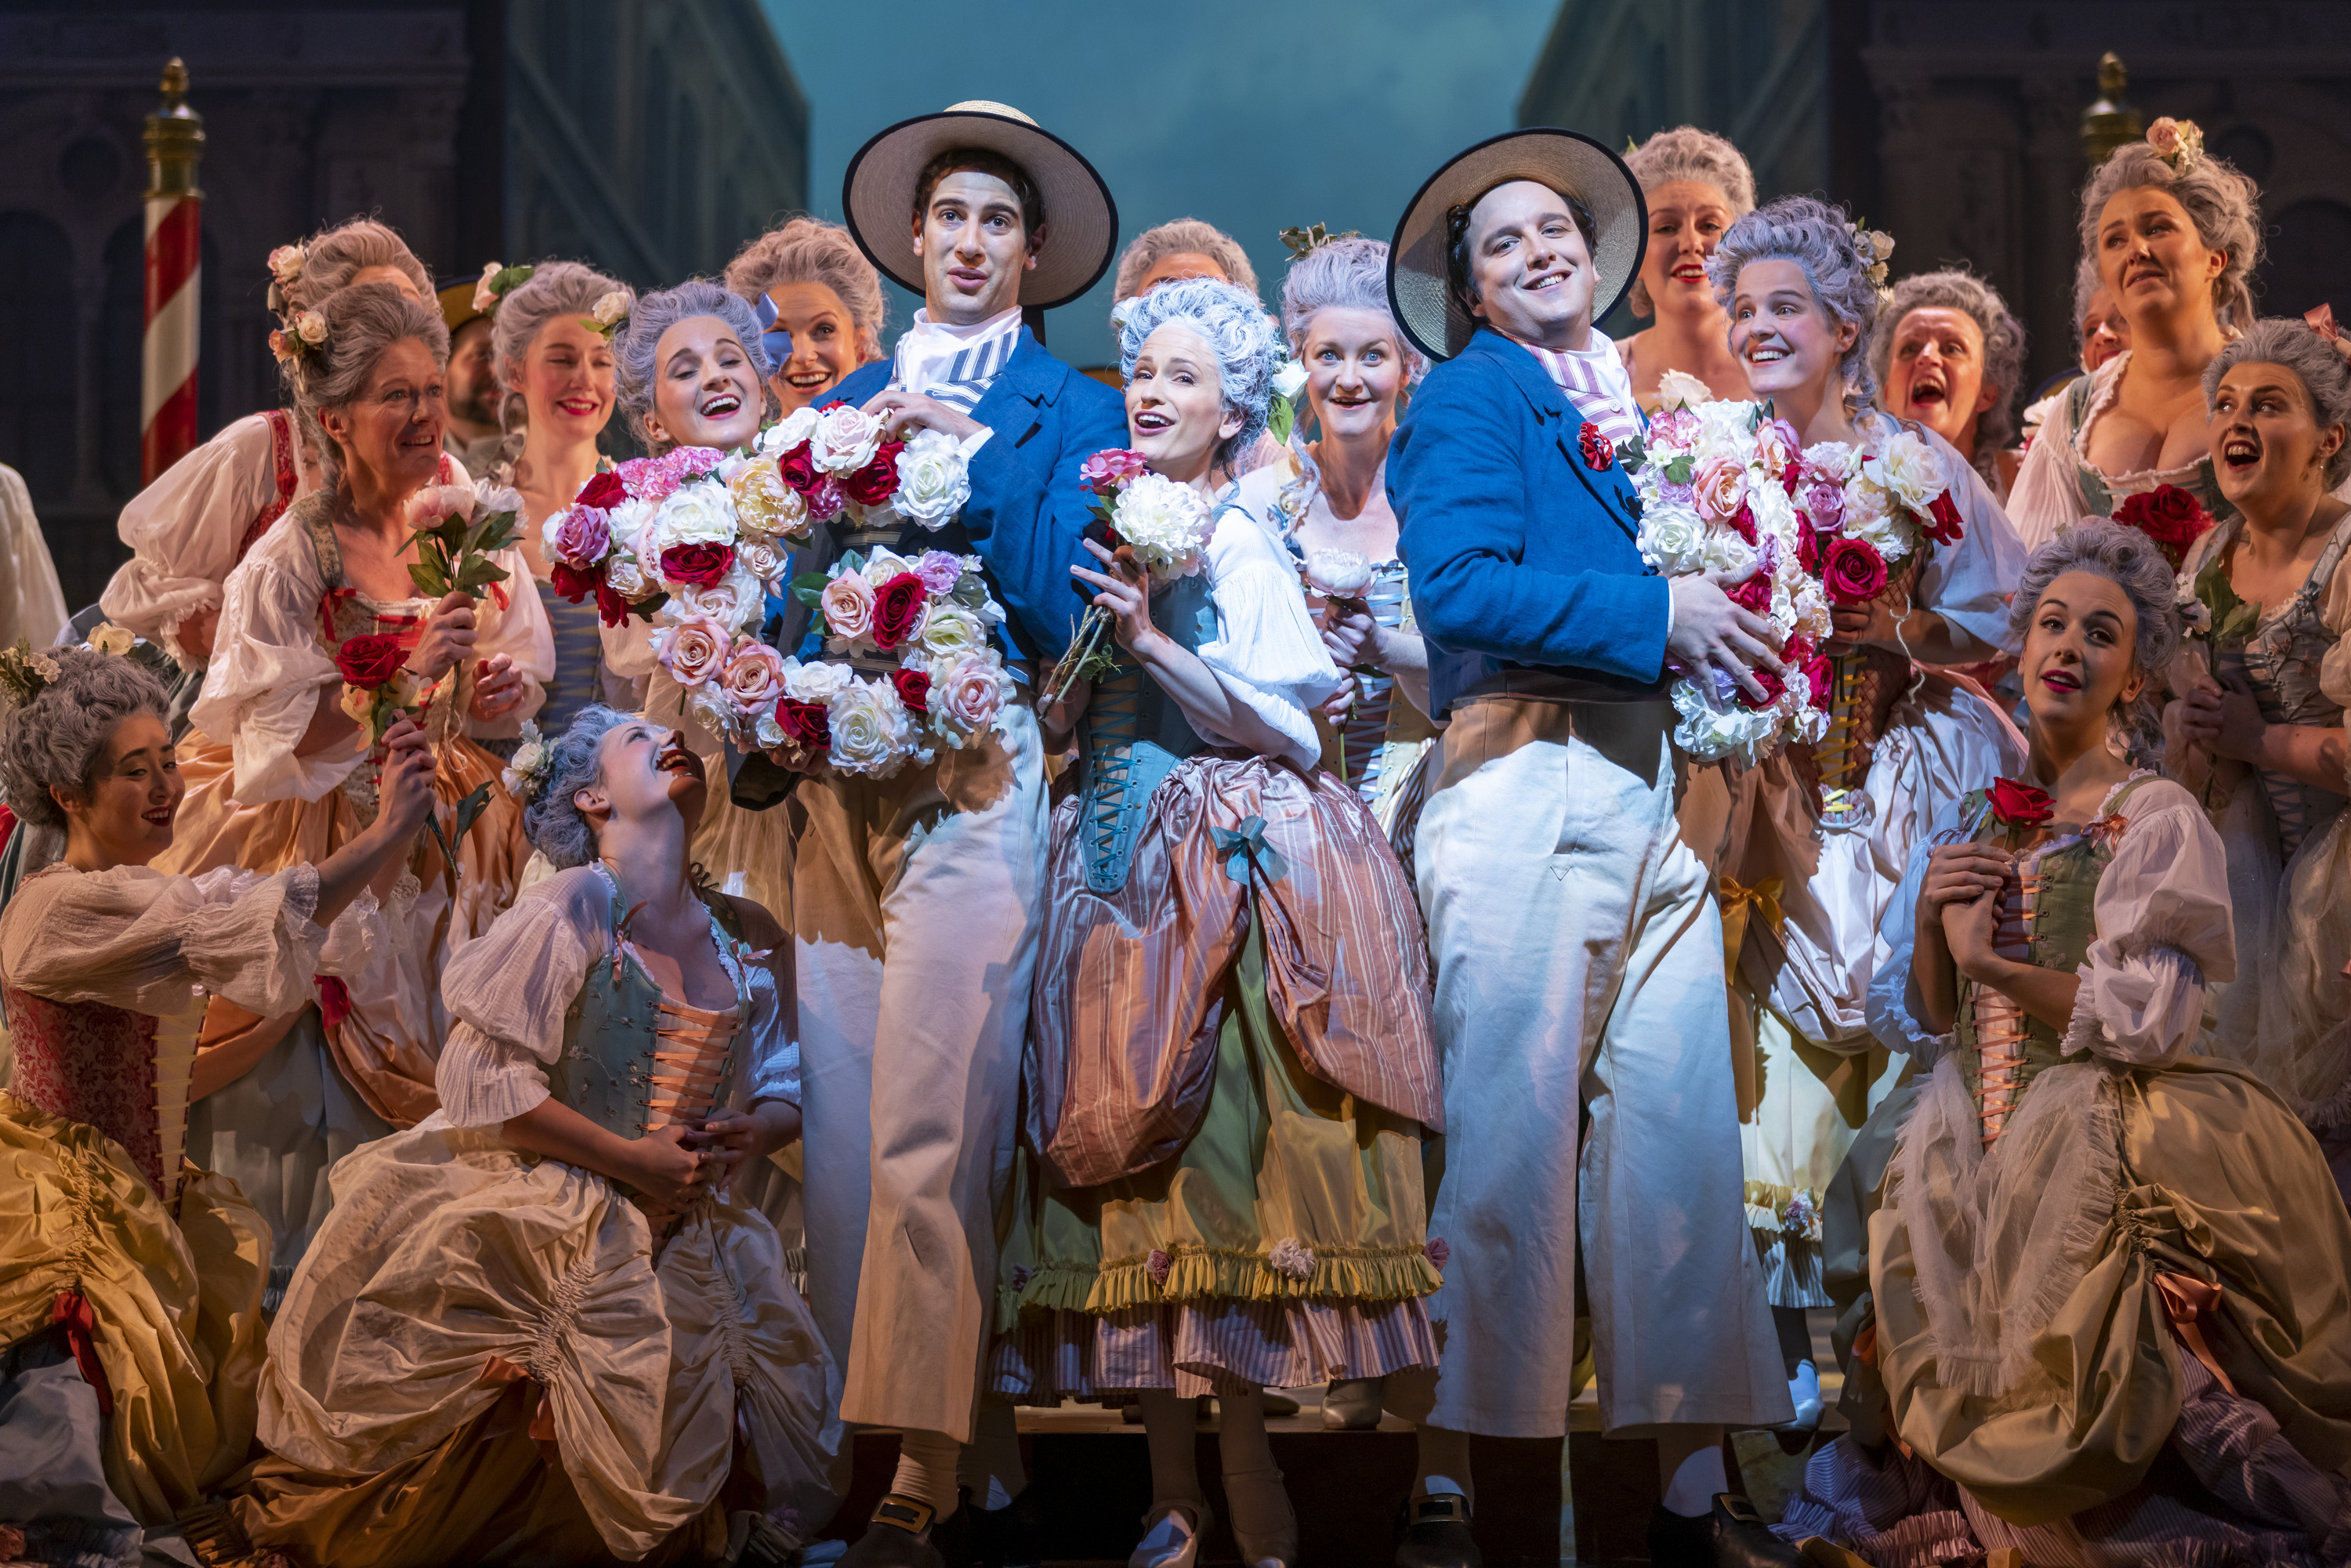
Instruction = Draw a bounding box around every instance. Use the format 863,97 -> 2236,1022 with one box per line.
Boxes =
500,719 -> 552,802
1847,219 -> 1895,288
267,244 -> 306,286
85,624 -> 136,657
269,309 -> 329,367
0,640 -> 63,708
2146,117 -> 2204,173
1277,221 -> 1360,259
473,260 -> 537,316
581,288 -> 630,340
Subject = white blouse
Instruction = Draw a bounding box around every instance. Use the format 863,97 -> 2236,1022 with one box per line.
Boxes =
0,861 -> 411,1020
0,463 -> 66,654
1867,774 -> 2237,1070
430,865 -> 799,1129
1197,492 -> 1346,771
1857,410 -> 2028,661
188,505 -> 553,804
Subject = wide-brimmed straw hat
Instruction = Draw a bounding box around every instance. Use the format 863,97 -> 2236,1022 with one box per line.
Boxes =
1386,128 -> 1647,362
438,281 -> 484,335
843,101 -> 1118,310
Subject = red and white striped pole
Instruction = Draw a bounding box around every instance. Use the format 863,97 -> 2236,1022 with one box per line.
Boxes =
141,58 -> 205,486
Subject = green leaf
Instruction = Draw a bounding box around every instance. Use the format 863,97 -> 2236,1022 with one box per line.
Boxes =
475,513 -> 520,554
789,570 -> 831,596
791,585 -> 825,607
408,560 -> 448,597
447,781 -> 494,843
1267,393 -> 1295,447
1662,454 -> 1696,486
839,549 -> 866,574
951,579 -> 988,608
1619,433 -> 1648,474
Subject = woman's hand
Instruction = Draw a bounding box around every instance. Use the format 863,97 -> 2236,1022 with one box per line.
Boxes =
469,653 -> 525,722
1317,676 -> 1359,722
1828,595 -> 1904,651
371,718 -> 439,842
693,1102 -> 801,1196
2174,679 -> 2266,762
1070,538 -> 1161,655
1320,605 -> 1380,671
619,1124 -> 705,1207
1916,841 -> 2009,954
407,591 -> 479,682
1940,888 -> 2002,983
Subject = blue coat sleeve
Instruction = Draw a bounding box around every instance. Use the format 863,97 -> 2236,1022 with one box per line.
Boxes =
958,373 -> 1130,662
1393,362 -> 1670,685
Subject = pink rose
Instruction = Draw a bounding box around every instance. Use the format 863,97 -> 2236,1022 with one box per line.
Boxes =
1079,447 -> 1150,496
1757,418 -> 1801,477
1646,407 -> 1697,450
915,550 -> 965,597
1691,454 -> 1748,525
1799,479 -> 1846,533
719,640 -> 788,716
937,654 -> 1006,736
811,405 -> 884,473
654,616 -> 730,688
807,475 -> 846,523
821,572 -> 875,643
549,505 -> 612,568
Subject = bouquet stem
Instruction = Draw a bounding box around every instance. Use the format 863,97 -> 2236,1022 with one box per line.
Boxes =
1043,607 -> 1114,711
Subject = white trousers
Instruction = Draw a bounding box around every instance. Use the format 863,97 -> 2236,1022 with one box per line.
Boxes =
791,704 -> 1048,1445
1401,697 -> 1788,1437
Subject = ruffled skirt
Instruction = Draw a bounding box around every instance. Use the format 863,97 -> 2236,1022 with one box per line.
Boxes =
242,1121 -> 840,1565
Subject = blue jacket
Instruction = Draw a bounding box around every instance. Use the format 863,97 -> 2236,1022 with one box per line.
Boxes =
826,328 -> 1128,663
1390,327 -> 1670,716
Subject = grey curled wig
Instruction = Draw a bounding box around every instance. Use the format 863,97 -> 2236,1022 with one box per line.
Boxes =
0,648 -> 173,831
2203,317 -> 2351,490
614,280 -> 776,452
1280,236 -> 1424,384
1869,269 -> 2027,477
1114,219 -> 1260,302
1624,126 -> 1756,317
1708,196 -> 1885,407
279,218 -> 433,318
493,261 -> 633,396
724,216 -> 889,362
2009,520 -> 2181,765
520,704 -> 631,869
290,282 -> 451,495
1118,276 -> 1281,466
2079,142 -> 2262,329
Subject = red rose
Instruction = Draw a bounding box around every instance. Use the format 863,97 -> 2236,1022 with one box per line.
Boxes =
549,560 -> 599,605
1786,636 -> 1831,711
869,571 -> 928,651
576,471 -> 627,510
1797,522 -> 1823,577
891,668 -> 932,715
843,440 -> 905,507
777,442 -> 820,495
1734,663 -> 1788,712
592,578 -> 630,628
1578,421 -> 1614,472
1924,490 -> 1965,548
1987,776 -> 2054,828
776,697 -> 831,751
335,632 -> 406,690
1820,536 -> 1889,606
1729,499 -> 1759,546
1782,459 -> 1803,498
659,541 -> 735,588
2111,483 -> 2215,566
1726,571 -> 1772,614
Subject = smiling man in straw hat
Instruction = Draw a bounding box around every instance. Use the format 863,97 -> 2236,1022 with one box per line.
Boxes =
752,100 -> 1125,1568
1380,130 -> 1795,1568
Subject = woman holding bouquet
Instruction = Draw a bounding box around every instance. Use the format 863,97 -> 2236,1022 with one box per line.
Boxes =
1697,197 -> 2026,1432
1002,276 -> 1444,1568
2161,319 -> 2351,1168
155,281 -> 552,1299
1778,521 -> 2351,1565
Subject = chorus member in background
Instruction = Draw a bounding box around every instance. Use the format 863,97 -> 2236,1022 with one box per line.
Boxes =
0,645 -> 431,1560
2162,319 -> 2351,1171
2020,259 -> 2130,447
1703,200 -> 2025,1440
0,462 -> 64,652
241,707 -> 836,1568
1382,132 -> 1789,1568
1872,269 -> 2029,502
158,282 -> 549,1302
1617,126 -> 1756,409
440,281 -> 504,470
101,219 -> 455,687
1112,216 -> 1260,302
2009,121 -> 2267,549
1006,276 -> 1440,1568
726,216 -> 889,413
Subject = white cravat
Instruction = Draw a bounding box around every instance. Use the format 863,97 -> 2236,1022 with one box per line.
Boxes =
893,306 -> 1022,459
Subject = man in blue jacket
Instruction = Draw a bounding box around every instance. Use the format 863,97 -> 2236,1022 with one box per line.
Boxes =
792,103 -> 1127,1567
1381,132 -> 1795,1568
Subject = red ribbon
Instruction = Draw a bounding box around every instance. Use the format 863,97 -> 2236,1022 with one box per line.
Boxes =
50,1291 -> 113,1415
314,975 -> 353,1031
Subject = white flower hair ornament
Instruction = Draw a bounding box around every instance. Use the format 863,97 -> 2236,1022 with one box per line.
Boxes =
1847,219 -> 1896,291
582,289 -> 632,342
1267,336 -> 1309,446
499,719 -> 552,802
473,261 -> 538,317
2146,116 -> 2204,174
269,309 -> 330,368
265,242 -> 308,314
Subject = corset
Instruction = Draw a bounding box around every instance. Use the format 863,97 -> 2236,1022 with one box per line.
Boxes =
1078,570 -> 1218,894
2,986 -> 205,1200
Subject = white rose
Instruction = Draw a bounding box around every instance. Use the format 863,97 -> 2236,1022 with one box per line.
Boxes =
592,289 -> 630,327
1854,503 -> 1910,559
1641,508 -> 1707,574
1693,400 -> 1757,464
1654,369 -> 1713,411
607,555 -> 651,601
473,482 -> 524,518
648,482 -> 737,553
1868,432 -> 1943,511
607,496 -> 657,553
810,405 -> 883,473
781,658 -> 852,703
1804,440 -> 1861,483
915,603 -> 988,663
893,429 -> 971,528
737,536 -> 789,588
753,709 -> 787,749
1303,548 -> 1374,597
863,547 -> 917,581
509,739 -> 545,781
1699,525 -> 1755,577
759,406 -> 821,457
295,310 -> 328,346
1270,360 -> 1309,401
1110,472 -> 1215,581
668,563 -> 765,633
86,624 -> 136,657
268,244 -> 306,285
827,679 -> 916,776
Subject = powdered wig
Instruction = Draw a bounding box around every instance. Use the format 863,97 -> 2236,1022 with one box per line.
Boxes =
1114,219 -> 1259,302
1625,127 -> 1757,317
614,281 -> 776,452
0,647 -> 173,831
2078,142 -> 2263,328
1869,269 -> 2027,475
280,218 -> 433,317
1279,236 -> 1425,383
2071,252 -> 2107,334
1709,196 -> 1886,407
724,217 -> 889,363
520,704 -> 631,870
290,282 -> 451,494
2204,317 -> 2351,490
2008,519 -> 2181,765
1118,277 -> 1281,468
494,261 -> 632,396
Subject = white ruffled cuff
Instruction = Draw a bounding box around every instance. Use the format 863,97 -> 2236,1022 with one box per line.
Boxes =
180,863 -> 328,1016
749,1037 -> 802,1109
159,594 -> 222,672
433,1023 -> 553,1128
315,871 -> 421,981
2063,941 -> 2201,1069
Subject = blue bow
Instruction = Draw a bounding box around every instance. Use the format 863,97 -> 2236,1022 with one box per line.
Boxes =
753,292 -> 792,371
1211,815 -> 1288,887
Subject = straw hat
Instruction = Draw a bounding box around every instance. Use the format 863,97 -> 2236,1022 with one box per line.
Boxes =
842,101 -> 1118,310
438,280 -> 485,335
1386,128 -> 1648,362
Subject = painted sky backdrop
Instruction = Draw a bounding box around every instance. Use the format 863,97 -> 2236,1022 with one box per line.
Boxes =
759,0 -> 1559,369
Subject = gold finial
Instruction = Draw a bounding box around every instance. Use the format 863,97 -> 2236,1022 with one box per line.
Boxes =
144,57 -> 205,200
2081,51 -> 2142,168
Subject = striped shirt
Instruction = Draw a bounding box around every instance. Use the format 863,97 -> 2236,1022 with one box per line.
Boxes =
892,305 -> 1022,413
1519,328 -> 1643,447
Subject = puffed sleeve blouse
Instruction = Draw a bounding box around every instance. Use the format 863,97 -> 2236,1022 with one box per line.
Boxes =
1863,411 -> 2029,661
1194,492 -> 1347,771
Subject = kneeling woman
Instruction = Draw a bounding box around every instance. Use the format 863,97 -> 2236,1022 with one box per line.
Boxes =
239,708 -> 838,1567
1784,522 -> 2351,1564
0,645 -> 431,1557
998,277 -> 1444,1568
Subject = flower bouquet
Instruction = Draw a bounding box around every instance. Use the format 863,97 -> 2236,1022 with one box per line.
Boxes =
1621,390 -> 1831,763
1044,449 -> 1218,708
755,400 -> 973,534
1785,424 -> 1964,614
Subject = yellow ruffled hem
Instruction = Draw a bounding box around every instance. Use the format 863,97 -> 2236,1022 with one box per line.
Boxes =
1018,1242 -> 1440,1316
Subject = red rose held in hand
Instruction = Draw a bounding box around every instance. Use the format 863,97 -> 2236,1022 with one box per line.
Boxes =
1726,572 -> 1772,615
335,632 -> 407,690
1925,490 -> 1965,547
1987,776 -> 2054,828
891,668 -> 932,715
869,572 -> 928,651
1733,662 -> 1788,712
777,697 -> 831,751
659,541 -> 735,589
843,440 -> 905,507
2111,483 -> 2215,564
1820,536 -> 1889,606
575,471 -> 627,511
1577,421 -> 1615,472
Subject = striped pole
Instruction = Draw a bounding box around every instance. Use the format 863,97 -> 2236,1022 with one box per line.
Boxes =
141,58 -> 205,485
